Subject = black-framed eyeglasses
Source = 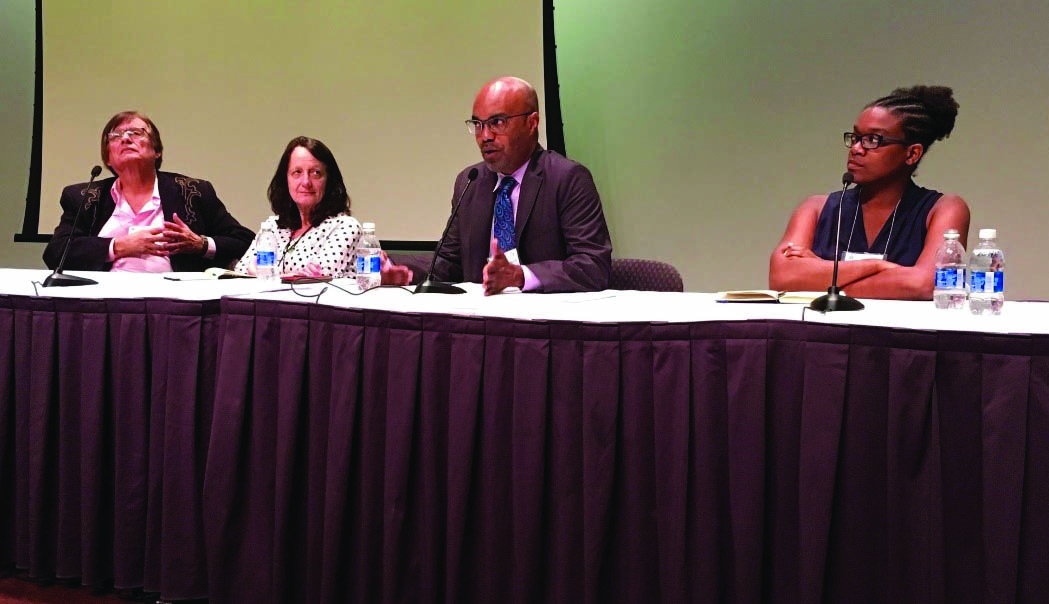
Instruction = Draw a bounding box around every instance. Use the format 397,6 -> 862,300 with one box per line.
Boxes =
466,112 -> 534,135
844,132 -> 910,150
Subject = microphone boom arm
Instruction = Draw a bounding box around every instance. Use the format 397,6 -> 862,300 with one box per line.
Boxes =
43,165 -> 103,287
414,168 -> 478,294
808,172 -> 865,312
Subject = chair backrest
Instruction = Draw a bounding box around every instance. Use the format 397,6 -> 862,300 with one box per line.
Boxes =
609,258 -> 684,292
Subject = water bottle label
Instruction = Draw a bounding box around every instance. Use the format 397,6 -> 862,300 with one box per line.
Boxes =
356,254 -> 382,274
256,250 -> 276,267
969,271 -> 1004,293
935,267 -> 964,289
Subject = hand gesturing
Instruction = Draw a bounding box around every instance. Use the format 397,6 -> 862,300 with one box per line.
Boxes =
482,238 -> 524,295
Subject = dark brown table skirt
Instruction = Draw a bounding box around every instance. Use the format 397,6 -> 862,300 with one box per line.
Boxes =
2,294 -> 1046,603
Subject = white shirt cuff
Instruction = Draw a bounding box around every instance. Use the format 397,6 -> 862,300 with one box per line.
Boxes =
522,265 -> 540,291
204,237 -> 217,259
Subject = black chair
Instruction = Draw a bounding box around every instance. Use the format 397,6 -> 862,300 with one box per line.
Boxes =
609,258 -> 684,292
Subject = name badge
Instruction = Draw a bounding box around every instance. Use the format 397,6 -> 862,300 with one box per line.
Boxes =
841,251 -> 885,262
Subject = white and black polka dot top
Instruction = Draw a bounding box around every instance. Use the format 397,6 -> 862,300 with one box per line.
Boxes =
235,213 -> 361,278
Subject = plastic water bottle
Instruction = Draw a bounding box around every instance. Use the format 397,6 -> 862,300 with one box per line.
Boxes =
967,228 -> 1005,315
255,221 -> 279,282
355,222 -> 382,291
933,229 -> 966,309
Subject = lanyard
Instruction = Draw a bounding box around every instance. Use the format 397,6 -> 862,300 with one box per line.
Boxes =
844,194 -> 901,259
278,225 -> 315,270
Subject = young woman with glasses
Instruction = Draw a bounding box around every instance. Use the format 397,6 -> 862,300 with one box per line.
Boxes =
768,85 -> 970,299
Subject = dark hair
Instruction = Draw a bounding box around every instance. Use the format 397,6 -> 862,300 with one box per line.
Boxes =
268,137 -> 351,229
867,85 -> 959,153
100,111 -> 164,175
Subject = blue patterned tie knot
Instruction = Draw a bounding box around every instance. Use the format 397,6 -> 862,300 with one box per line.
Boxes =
493,176 -> 517,252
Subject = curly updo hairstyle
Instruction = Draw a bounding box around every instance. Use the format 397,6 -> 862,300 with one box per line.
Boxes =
867,85 -> 959,155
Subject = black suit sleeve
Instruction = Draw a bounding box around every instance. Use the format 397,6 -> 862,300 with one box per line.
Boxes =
191,179 -> 255,269
526,164 -> 612,292
42,184 -> 111,271
429,171 -> 469,284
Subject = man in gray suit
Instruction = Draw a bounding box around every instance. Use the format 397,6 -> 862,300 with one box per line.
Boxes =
429,76 -> 613,295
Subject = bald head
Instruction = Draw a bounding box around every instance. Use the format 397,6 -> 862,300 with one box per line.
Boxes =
471,76 -> 540,174
475,77 -> 539,114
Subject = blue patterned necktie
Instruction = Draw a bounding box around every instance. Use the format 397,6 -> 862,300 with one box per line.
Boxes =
493,176 -> 517,251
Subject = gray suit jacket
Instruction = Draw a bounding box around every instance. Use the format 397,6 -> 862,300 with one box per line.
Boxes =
431,145 -> 612,292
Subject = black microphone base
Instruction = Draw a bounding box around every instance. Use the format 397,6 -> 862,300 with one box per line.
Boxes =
413,280 -> 466,294
42,272 -> 98,287
809,288 -> 864,312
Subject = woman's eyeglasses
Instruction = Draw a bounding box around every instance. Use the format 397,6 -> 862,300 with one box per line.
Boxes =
844,132 -> 909,150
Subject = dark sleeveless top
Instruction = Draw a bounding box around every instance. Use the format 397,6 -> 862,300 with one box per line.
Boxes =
811,180 -> 942,267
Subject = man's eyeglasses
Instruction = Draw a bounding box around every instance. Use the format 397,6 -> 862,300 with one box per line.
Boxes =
844,132 -> 910,150
466,112 -> 533,136
107,128 -> 149,142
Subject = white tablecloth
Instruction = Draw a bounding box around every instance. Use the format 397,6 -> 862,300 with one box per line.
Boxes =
4,269 -> 1047,334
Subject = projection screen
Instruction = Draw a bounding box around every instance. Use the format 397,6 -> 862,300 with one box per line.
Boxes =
40,1 -> 546,242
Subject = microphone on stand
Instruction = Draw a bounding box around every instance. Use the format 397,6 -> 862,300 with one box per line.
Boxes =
43,165 -> 103,288
809,171 -> 865,312
414,167 -> 479,294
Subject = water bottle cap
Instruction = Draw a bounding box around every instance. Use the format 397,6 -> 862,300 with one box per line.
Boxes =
943,229 -> 960,239
362,222 -> 376,231
979,228 -> 997,239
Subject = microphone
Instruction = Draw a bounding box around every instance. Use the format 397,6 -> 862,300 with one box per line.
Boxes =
808,171 -> 865,312
43,165 -> 103,287
414,167 -> 479,294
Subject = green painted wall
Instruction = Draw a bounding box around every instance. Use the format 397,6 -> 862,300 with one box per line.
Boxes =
556,0 -> 1049,297
0,1 -> 43,268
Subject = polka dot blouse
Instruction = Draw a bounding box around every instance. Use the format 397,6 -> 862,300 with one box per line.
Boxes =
235,213 -> 361,278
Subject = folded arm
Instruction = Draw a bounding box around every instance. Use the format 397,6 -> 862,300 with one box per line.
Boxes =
769,193 -> 970,300
769,194 -> 893,292
832,195 -> 970,300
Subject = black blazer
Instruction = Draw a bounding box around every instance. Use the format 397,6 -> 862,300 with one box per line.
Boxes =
432,145 -> 613,292
42,171 -> 254,272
